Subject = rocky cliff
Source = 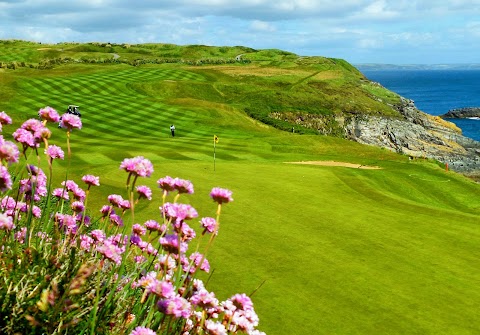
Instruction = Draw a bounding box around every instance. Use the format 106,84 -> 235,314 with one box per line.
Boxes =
440,107 -> 480,119
343,98 -> 480,172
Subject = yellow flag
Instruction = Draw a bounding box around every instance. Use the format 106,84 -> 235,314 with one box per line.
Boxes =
214,135 -> 219,143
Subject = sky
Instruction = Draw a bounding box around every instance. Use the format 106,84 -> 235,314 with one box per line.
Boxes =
1,0 -> 480,65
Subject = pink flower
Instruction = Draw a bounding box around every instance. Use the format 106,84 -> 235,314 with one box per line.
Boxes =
144,219 -> 161,232
76,213 -> 91,226
110,213 -> 124,227
19,204 -> 41,218
0,166 -> 12,192
15,227 -> 27,243
0,111 -> 12,125
23,165 -> 47,199
130,326 -> 157,335
146,279 -> 175,299
96,240 -> 124,265
62,180 -> 79,192
45,145 -> 64,160
180,223 -> 196,241
200,217 -> 217,234
13,128 -> 37,148
132,223 -> 146,236
204,320 -> 227,335
189,252 -> 210,273
120,156 -> 154,177
71,201 -> 85,213
174,178 -> 194,194
52,188 -> 69,200
159,234 -> 187,254
0,213 -> 14,230
82,174 -> 100,187
100,205 -> 114,217
157,176 -> 176,193
0,139 -> 20,163
55,213 -> 78,235
35,127 -> 51,141
108,194 -> 125,207
91,229 -> 106,242
190,287 -> 218,308
225,293 -> 254,312
161,202 -> 198,223
1,196 -> 16,211
72,187 -> 86,201
60,113 -> 82,130
157,295 -> 192,318
38,106 -> 60,123
210,187 -> 233,204
80,234 -> 94,250
21,119 -> 43,133
136,185 -> 152,200
119,199 -> 131,210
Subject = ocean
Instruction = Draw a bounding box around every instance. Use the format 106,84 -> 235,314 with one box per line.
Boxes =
358,69 -> 480,142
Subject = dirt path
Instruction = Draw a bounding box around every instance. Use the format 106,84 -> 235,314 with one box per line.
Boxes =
286,161 -> 382,169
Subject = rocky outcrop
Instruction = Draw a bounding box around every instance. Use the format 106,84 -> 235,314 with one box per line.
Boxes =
343,98 -> 480,172
440,107 -> 480,119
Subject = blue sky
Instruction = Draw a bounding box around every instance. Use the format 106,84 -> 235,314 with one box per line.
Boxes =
1,0 -> 479,64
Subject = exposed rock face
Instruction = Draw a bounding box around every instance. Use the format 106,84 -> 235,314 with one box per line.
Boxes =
440,107 -> 480,119
343,98 -> 480,172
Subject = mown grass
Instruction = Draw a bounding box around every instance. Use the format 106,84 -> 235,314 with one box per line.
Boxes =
0,42 -> 479,335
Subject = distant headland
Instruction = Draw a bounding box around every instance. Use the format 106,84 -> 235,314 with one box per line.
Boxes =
440,107 -> 480,119
355,63 -> 480,71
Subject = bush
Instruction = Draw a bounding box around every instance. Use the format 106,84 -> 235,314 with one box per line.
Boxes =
0,108 -> 265,335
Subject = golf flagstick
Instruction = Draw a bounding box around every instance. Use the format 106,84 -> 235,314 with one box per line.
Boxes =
213,135 -> 219,171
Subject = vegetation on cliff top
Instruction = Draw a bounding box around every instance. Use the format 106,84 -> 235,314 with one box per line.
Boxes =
0,40 -> 402,135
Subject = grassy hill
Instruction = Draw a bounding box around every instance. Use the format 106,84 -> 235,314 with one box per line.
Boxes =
0,40 -> 479,335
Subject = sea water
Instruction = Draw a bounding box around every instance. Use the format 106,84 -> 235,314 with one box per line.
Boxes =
359,69 -> 480,141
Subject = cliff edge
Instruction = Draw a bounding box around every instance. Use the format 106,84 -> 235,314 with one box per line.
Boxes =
343,98 -> 480,172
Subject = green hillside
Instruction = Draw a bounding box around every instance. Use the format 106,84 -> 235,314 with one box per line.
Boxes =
0,40 -> 479,335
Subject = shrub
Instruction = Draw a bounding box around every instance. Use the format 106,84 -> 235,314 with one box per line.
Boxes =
0,108 -> 265,335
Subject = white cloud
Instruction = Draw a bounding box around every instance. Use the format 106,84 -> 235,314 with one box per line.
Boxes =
250,20 -> 276,32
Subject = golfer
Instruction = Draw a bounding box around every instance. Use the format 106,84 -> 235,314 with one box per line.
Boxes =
170,124 -> 175,137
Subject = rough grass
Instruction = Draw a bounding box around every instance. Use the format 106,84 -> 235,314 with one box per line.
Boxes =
0,46 -> 479,335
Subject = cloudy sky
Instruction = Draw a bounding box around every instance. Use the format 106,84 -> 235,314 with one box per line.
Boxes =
1,0 -> 480,64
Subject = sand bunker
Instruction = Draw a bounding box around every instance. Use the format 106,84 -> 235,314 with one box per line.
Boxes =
286,161 -> 382,169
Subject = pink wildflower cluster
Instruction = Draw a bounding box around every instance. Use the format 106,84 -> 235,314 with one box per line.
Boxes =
0,135 -> 20,164
0,111 -> 12,127
1,196 -> 41,222
0,110 -> 265,335
130,326 -> 157,335
0,212 -> 14,230
136,185 -> 152,200
59,113 -> 82,130
210,187 -> 234,204
38,106 -> 60,123
13,118 -> 52,151
45,144 -> 65,160
52,179 -> 86,202
20,165 -> 48,201
120,156 -> 154,177
157,176 -> 194,194
0,166 -> 12,192
82,174 -> 100,187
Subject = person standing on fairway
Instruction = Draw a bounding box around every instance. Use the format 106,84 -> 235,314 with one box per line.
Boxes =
170,124 -> 175,137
